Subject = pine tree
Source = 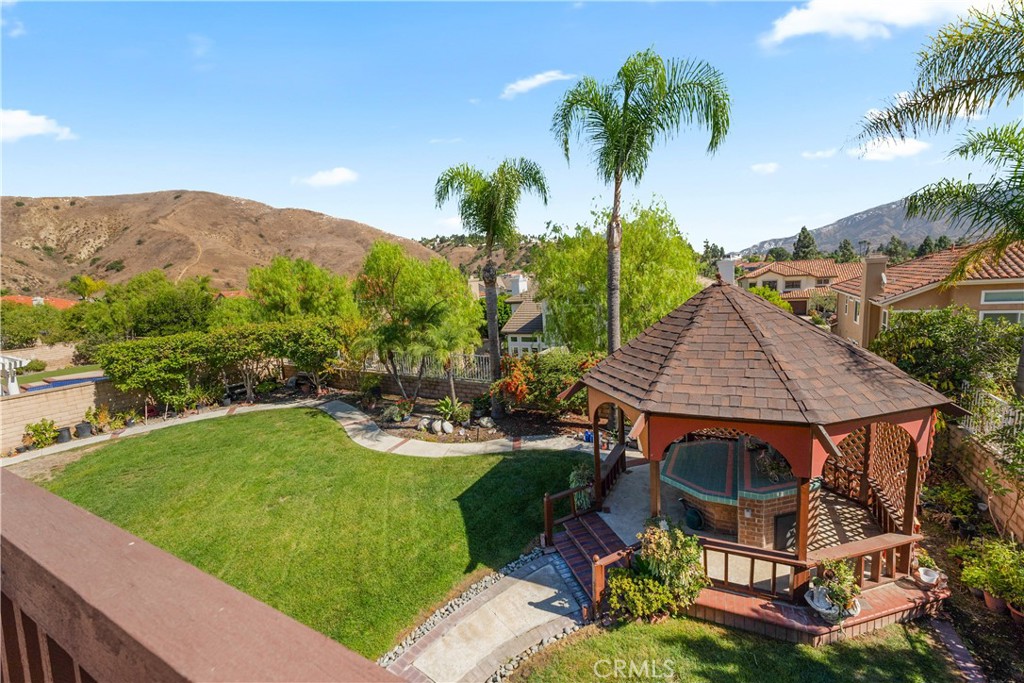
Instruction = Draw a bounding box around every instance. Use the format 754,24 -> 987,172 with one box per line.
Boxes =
935,235 -> 952,250
916,235 -> 936,257
792,227 -> 819,260
833,239 -> 858,263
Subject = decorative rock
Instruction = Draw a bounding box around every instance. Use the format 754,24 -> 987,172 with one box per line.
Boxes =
417,418 -> 431,432
478,416 -> 495,428
442,421 -> 454,435
458,428 -> 466,437
431,420 -> 444,435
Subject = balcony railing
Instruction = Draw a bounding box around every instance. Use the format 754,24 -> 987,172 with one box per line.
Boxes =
0,470 -> 399,683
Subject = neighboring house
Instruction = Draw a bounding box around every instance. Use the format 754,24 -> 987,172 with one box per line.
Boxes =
500,287 -> 548,356
466,272 -> 529,300
833,245 -> 1024,347
736,259 -> 863,316
466,277 -> 486,299
0,295 -> 79,311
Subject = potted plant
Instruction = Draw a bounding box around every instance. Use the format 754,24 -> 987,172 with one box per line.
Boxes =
471,395 -> 489,418
24,419 -> 59,450
807,558 -> 862,624
963,539 -> 1016,614
913,548 -> 943,589
1008,558 -> 1024,627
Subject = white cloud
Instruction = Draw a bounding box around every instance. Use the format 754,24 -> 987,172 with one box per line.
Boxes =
6,18 -> 24,37
801,148 -> 837,159
760,0 -> 996,47
500,70 -> 575,100
468,98 -> 481,105
429,137 -> 463,144
436,216 -> 462,229
188,33 -> 212,58
1,109 -> 76,142
294,167 -> 359,187
849,137 -> 929,161
750,162 -> 780,175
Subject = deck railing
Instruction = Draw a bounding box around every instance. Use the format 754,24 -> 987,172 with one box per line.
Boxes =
543,484 -> 594,546
600,444 -> 628,497
0,471 -> 398,683
808,532 -> 923,588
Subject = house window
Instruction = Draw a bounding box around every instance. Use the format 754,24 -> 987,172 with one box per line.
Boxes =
816,278 -> 830,286
853,300 -> 861,324
881,309 -> 889,330
762,280 -> 778,291
981,311 -> 1023,324
982,290 -> 1024,304
784,280 -> 802,291
844,297 -> 849,316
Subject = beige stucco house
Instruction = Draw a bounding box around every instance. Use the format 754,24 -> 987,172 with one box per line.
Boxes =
833,245 -> 1024,346
736,259 -> 863,316
500,288 -> 548,356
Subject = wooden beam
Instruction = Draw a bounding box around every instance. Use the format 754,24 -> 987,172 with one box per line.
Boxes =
592,412 -> 603,504
649,460 -> 662,517
556,379 -> 585,403
898,442 -> 922,573
616,407 -> 625,446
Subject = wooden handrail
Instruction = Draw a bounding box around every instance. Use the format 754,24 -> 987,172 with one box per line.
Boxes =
543,484 -> 594,546
808,532 -> 922,562
698,536 -> 814,569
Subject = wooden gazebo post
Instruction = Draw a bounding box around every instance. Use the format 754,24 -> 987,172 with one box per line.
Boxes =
592,411 -> 603,504
793,476 -> 812,598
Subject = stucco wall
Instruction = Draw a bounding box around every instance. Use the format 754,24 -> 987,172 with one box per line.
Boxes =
949,426 -> 1024,542
1,379 -> 144,453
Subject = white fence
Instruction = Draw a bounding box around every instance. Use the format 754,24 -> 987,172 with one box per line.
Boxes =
960,385 -> 1023,449
361,352 -> 492,383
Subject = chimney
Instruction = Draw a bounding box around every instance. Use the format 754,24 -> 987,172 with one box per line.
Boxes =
862,254 -> 888,302
716,259 -> 736,285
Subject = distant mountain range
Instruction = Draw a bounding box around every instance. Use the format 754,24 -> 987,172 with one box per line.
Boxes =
1,191 -> 435,295
739,199 -> 961,256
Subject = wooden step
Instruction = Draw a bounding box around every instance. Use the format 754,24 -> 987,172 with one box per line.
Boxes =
553,512 -> 630,600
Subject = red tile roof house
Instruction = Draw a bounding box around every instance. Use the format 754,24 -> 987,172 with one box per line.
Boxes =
548,280 -> 963,645
737,259 -> 864,316
833,245 -> 1024,347
0,295 -> 80,311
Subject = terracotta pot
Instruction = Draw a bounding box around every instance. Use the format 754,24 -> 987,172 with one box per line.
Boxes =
1009,603 -> 1024,627
983,590 -> 1009,614
970,587 -> 985,599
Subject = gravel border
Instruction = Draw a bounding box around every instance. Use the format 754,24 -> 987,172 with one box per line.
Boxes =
487,622 -> 583,682
377,547 -> 545,668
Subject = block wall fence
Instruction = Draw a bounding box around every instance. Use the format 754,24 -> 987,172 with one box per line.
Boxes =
283,366 -> 492,402
0,380 -> 143,454
949,426 -> 1024,542
1,342 -> 78,370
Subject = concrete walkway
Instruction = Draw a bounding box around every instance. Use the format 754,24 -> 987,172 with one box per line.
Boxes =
386,553 -> 585,683
318,400 -> 585,457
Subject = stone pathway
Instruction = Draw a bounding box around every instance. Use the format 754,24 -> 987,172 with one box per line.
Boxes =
386,553 -> 585,683
929,618 -> 987,682
318,400 -> 585,457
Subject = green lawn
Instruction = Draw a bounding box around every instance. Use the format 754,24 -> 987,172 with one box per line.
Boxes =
18,363 -> 101,383
517,620 -> 958,683
43,408 -> 584,657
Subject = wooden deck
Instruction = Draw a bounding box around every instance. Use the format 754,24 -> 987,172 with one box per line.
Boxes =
552,512 -> 628,608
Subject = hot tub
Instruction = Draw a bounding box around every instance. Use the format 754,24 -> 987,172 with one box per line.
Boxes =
661,438 -> 814,549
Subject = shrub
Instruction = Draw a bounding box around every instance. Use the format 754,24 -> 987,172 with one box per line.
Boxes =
962,538 -> 1020,600
569,462 -> 593,511
85,404 -> 112,433
750,286 -> 794,313
436,396 -> 468,423
636,522 -> 710,609
17,359 -> 46,374
472,395 -> 490,412
922,481 -> 976,521
105,259 -> 125,272
255,379 -> 279,395
492,350 -> 603,416
381,404 -> 405,422
606,568 -> 673,621
14,201 -> 24,207
24,419 -> 59,448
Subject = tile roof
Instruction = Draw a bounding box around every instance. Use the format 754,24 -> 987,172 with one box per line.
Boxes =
832,245 -> 1024,303
740,259 -> 863,283
0,295 -> 79,310
780,286 -> 834,301
501,289 -> 544,335
581,282 -> 955,425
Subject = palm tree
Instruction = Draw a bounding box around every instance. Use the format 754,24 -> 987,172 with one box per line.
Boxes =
552,48 -> 731,352
858,1 -> 1024,395
435,158 -> 549,418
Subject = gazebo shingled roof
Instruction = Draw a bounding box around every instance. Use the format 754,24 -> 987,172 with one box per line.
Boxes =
581,281 -> 958,426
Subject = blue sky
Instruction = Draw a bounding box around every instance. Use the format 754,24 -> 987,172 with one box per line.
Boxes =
3,1 -> 1020,252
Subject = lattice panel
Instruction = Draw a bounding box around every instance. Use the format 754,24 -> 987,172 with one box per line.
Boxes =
867,423 -> 912,520
823,427 -> 867,499
691,428 -> 745,441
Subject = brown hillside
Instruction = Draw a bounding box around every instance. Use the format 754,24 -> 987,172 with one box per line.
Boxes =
1,191 -> 436,295
421,235 -> 535,277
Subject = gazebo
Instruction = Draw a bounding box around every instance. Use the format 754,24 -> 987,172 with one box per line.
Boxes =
545,280 -> 963,644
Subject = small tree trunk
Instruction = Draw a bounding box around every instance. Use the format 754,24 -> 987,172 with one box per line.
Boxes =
447,366 -> 458,406
607,174 -> 623,354
1014,335 -> 1024,399
386,351 -> 408,399
410,358 -> 427,412
483,259 -> 505,420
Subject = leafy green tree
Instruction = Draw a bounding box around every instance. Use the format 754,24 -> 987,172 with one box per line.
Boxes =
552,48 -> 731,354
749,286 -> 793,313
208,324 -> 287,402
534,202 -> 702,352
936,235 -> 953,250
247,256 -> 359,323
208,296 -> 263,329
858,1 -> 1024,395
435,158 -> 549,418
275,318 -> 351,395
698,240 -> 727,278
766,246 -> 791,262
882,236 -> 912,264
64,274 -> 107,300
808,290 -> 838,316
869,307 -> 1024,400
916,235 -> 936,257
0,302 -> 68,349
424,259 -> 483,404
792,227 -> 819,260
833,239 -> 859,264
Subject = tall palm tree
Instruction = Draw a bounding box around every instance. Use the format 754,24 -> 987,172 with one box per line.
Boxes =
552,48 -> 731,352
435,158 -> 550,418
858,1 -> 1024,395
